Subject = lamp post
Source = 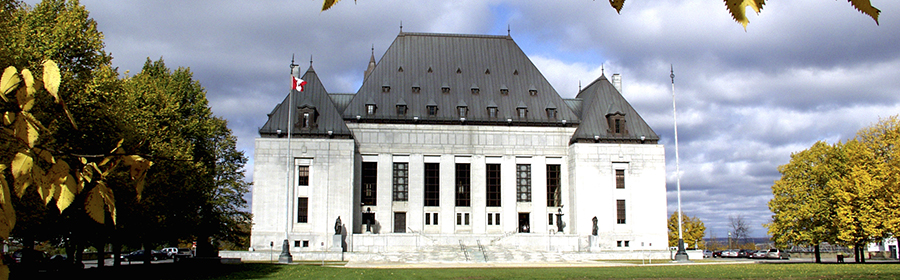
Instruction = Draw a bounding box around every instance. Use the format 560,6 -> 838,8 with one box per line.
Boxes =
671,65 -> 689,262
728,232 -> 732,249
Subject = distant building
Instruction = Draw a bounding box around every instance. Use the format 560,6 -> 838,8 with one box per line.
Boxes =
250,32 -> 668,254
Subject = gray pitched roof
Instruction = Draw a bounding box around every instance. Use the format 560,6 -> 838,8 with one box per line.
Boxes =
342,32 -> 579,125
570,75 -> 658,143
259,66 -> 352,138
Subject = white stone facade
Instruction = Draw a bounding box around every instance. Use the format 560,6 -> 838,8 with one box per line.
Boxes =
250,124 -> 668,253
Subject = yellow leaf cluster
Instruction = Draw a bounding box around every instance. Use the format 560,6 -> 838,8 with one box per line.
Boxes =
318,1 -> 883,29
1,61 -> 153,254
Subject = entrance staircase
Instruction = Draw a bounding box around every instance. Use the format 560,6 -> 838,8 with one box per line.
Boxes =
348,241 -> 577,264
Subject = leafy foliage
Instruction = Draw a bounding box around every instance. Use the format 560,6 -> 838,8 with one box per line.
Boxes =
1,61 -> 151,278
2,0 -> 251,273
767,116 -> 900,261
667,211 -> 706,249
767,141 -> 843,251
319,0 -> 882,29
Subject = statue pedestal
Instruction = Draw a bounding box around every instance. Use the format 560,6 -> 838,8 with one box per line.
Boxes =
589,235 -> 601,252
332,235 -> 343,252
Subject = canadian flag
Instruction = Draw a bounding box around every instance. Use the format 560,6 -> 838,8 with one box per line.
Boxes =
292,76 -> 307,92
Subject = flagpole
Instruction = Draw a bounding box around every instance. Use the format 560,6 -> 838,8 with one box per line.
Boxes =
280,56 -> 298,263
672,65 -> 689,262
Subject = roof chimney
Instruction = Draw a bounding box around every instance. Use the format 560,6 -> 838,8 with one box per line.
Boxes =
612,73 -> 622,94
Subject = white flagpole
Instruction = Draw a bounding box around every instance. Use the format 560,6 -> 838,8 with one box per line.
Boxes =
280,56 -> 298,263
672,65 -> 689,261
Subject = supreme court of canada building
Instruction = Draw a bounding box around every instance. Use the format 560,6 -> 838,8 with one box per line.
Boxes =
249,32 -> 669,257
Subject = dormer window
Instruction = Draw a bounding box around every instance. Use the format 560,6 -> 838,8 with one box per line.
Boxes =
607,113 -> 628,136
296,107 -> 318,130
499,85 -> 509,95
546,108 -> 557,119
366,104 -> 377,115
516,101 -> 528,119
441,85 -> 451,93
458,106 -> 468,118
471,87 -> 480,94
427,105 -> 438,116
382,85 -> 391,93
487,107 -> 498,118
529,86 -> 538,96
302,112 -> 311,128
396,104 -> 407,116
412,86 -> 421,93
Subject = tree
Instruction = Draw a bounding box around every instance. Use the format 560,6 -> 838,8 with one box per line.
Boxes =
831,117 -> 900,263
767,116 -> 900,263
2,0 -> 251,271
729,215 -> 751,246
114,59 -> 251,259
668,211 -> 706,249
767,141 -> 845,263
320,0 -> 882,30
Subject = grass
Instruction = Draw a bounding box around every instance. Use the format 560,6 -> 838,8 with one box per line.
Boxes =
21,261 -> 900,279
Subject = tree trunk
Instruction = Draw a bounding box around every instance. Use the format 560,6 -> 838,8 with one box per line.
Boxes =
861,244 -> 866,263
112,239 -> 122,266
814,244 -> 821,263
143,241 -> 153,264
855,245 -> 861,263
96,239 -> 105,268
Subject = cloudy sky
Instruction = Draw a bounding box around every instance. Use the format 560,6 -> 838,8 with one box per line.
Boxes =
29,0 -> 899,238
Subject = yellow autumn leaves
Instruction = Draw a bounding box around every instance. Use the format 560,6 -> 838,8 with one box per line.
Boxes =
0,61 -> 153,245
320,0 -> 881,30
768,116 -> 900,250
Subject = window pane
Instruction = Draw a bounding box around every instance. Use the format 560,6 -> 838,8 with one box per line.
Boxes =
546,165 -> 561,207
615,169 -> 625,189
486,164 -> 502,207
425,163 -> 440,206
297,166 -> 309,186
361,162 -> 377,205
297,197 -> 308,223
516,164 -> 531,202
393,163 -> 408,201
455,163 -> 471,207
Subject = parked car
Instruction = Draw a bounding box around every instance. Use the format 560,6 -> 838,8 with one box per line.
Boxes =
160,247 -> 179,258
712,250 -> 723,258
751,250 -> 768,259
738,249 -> 754,258
703,250 -> 713,258
10,248 -> 48,265
766,248 -> 789,259
721,249 -> 738,258
121,250 -> 166,261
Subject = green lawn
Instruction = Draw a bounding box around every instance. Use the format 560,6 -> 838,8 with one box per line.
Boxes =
171,262 -> 900,280
25,262 -> 900,279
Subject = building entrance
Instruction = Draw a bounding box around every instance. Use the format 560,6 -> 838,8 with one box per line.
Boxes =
518,213 -> 530,233
394,212 -> 406,233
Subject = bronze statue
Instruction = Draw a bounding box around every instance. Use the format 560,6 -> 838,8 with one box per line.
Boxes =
592,216 -> 598,236
334,216 -> 342,235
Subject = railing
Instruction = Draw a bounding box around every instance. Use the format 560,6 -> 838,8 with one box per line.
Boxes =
459,240 -> 470,261
477,240 -> 488,262
490,231 -> 516,244
407,227 -> 436,243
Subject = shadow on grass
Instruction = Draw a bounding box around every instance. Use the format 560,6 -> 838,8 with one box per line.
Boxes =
11,262 -> 285,280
